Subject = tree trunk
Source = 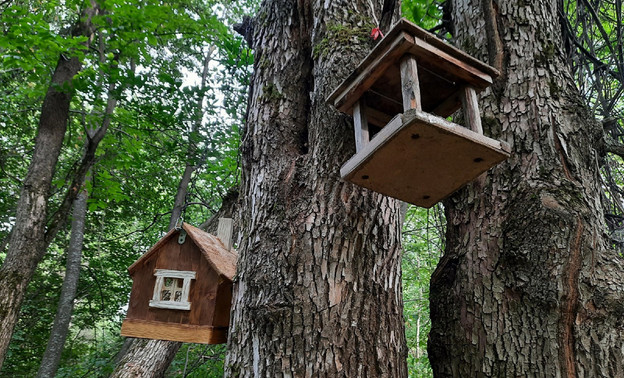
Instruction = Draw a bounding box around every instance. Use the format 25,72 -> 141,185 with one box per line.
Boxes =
224,0 -> 407,376
36,180 -> 88,378
0,4 -> 98,368
428,0 -> 624,376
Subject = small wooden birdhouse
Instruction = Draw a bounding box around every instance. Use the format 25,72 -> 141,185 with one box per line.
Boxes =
328,19 -> 510,207
120,221 -> 237,344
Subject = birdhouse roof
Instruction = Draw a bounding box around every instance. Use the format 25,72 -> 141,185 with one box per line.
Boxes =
327,18 -> 500,116
127,223 -> 237,281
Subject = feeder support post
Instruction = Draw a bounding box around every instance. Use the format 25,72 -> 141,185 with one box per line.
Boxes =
460,85 -> 483,134
217,218 -> 233,250
352,100 -> 370,152
400,54 -> 422,111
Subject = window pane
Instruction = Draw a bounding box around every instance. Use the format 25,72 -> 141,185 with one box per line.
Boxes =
164,278 -> 174,287
161,289 -> 171,301
174,290 -> 182,302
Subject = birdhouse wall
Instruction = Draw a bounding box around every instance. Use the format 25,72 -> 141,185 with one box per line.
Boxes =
213,280 -> 233,327
125,236 -> 223,327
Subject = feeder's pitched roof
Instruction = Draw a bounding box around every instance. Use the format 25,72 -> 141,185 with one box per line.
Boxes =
127,223 -> 237,281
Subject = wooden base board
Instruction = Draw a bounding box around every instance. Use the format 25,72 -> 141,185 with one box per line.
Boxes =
340,110 -> 510,208
121,319 -> 228,344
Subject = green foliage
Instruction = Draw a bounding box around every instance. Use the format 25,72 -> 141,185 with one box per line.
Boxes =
401,0 -> 443,29
0,0 -> 253,375
402,205 -> 444,377
167,344 -> 226,377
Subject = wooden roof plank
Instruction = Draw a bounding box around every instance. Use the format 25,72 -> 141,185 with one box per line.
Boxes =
329,32 -> 414,112
127,223 -> 237,281
327,18 -> 499,114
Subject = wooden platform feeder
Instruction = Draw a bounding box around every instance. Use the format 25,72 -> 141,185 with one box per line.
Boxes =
120,220 -> 237,344
328,18 -> 510,208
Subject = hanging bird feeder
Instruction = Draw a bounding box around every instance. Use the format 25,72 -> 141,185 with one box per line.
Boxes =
120,220 -> 236,344
328,18 -> 510,208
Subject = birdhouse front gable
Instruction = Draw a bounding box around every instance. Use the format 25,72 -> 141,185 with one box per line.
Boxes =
121,223 -> 237,344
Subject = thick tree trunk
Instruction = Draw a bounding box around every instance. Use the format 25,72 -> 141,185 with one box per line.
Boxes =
429,0 -> 624,376
0,4 -> 98,368
224,0 -> 407,376
37,181 -> 88,378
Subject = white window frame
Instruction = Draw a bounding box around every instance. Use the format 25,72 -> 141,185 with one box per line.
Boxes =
149,269 -> 196,310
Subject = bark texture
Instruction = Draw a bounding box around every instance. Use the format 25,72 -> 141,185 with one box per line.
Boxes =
429,0 -> 624,376
225,0 -> 407,376
0,4 -> 98,368
110,338 -> 181,378
37,184 -> 88,378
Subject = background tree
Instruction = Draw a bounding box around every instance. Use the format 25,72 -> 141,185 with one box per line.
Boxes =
37,177 -> 89,378
429,0 -> 624,375
0,0 -> 99,366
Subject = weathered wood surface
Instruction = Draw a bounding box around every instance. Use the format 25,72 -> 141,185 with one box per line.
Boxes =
352,100 -> 370,152
327,18 -> 499,110
328,18 -> 498,119
185,223 -> 237,280
460,86 -> 483,134
329,32 -> 413,113
340,110 -> 509,207
121,319 -> 228,344
399,55 -> 422,111
217,218 -> 233,250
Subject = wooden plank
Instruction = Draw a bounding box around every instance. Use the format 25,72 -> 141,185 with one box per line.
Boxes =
128,228 -> 178,274
213,280 -> 233,327
125,237 -> 219,326
386,19 -> 500,78
121,319 -> 228,344
352,100 -> 369,152
460,86 -> 483,134
327,18 -> 499,111
408,38 -> 493,89
340,110 -> 509,208
217,218 -> 233,250
329,33 -> 414,113
399,55 -> 422,111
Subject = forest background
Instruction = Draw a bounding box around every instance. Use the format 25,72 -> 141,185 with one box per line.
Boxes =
0,0 -> 621,376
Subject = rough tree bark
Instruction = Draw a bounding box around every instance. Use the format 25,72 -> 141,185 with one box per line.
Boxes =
429,0 -> 624,376
36,179 -> 88,378
0,3 -> 99,368
224,0 -> 407,376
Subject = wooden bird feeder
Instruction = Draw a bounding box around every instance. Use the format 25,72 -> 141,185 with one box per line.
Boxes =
120,220 -> 237,344
328,18 -> 510,207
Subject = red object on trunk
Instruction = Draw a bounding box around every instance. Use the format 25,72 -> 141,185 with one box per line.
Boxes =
370,27 -> 384,40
